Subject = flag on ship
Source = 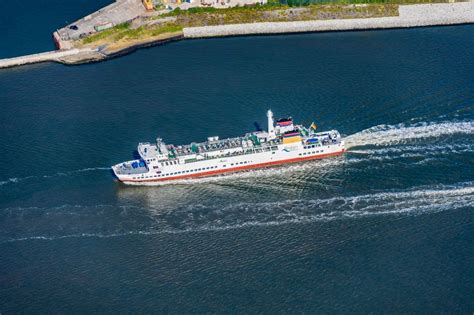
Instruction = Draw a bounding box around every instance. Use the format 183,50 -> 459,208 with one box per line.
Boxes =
310,122 -> 317,130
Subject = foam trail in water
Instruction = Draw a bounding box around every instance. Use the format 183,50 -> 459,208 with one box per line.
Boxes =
192,182 -> 474,230
0,176 -> 35,186
350,142 -> 473,155
346,121 -> 474,148
2,182 -> 472,243
348,142 -> 474,164
0,167 -> 110,187
43,167 -> 110,178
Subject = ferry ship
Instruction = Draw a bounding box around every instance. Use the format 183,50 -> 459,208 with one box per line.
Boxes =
112,110 -> 345,184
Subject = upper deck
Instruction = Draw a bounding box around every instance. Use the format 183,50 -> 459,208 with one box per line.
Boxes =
134,110 -> 343,163
138,127 -> 341,163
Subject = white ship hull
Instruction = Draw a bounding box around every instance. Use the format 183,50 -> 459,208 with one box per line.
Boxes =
113,141 -> 345,185
112,110 -> 345,185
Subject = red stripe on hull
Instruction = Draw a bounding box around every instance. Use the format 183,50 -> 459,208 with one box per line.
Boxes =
121,149 -> 345,184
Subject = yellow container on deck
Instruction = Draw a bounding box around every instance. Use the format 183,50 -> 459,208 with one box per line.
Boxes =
283,136 -> 301,144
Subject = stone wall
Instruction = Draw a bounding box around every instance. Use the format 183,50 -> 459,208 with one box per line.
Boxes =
0,48 -> 97,69
183,2 -> 474,38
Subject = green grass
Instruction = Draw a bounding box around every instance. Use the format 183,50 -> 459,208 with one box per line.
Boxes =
283,0 -> 458,6
82,22 -> 130,44
82,22 -> 182,44
158,3 -> 400,26
161,2 -> 284,17
160,0 -> 459,11
150,24 -> 183,36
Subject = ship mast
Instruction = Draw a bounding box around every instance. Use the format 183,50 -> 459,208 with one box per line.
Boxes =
267,109 -> 275,140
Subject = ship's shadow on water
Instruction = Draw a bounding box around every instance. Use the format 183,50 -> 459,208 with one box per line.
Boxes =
132,150 -> 141,160
254,122 -> 263,131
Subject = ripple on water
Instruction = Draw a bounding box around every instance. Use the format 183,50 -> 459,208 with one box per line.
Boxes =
1,181 -> 472,244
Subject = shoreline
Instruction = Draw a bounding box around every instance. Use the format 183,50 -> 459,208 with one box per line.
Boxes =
0,2 -> 473,70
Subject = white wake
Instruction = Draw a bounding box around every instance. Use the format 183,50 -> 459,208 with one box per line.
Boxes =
345,121 -> 474,148
2,182 -> 473,243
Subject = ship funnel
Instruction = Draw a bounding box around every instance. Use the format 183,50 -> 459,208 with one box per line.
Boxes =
267,109 -> 275,138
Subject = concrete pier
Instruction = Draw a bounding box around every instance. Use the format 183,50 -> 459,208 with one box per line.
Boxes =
0,48 -> 100,69
184,2 -> 474,38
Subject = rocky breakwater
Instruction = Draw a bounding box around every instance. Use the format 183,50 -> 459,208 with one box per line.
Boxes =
183,2 -> 474,38
0,48 -> 104,69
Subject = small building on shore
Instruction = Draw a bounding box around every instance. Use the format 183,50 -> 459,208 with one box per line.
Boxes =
143,0 -> 155,10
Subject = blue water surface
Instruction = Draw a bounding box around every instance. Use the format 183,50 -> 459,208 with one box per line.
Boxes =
0,2 -> 473,312
0,0 -> 112,58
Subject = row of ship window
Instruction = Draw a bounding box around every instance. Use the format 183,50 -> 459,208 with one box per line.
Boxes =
162,160 -> 178,166
164,165 -> 218,177
230,161 -> 250,167
133,160 -> 253,179
299,150 -> 323,156
133,166 -> 216,179
304,144 -> 320,149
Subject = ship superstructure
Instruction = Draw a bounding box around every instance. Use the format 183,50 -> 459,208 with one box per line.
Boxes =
112,110 -> 345,184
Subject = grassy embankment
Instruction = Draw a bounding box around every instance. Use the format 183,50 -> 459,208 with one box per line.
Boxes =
80,22 -> 183,50
159,3 -> 398,26
78,0 -> 460,49
282,0 -> 461,5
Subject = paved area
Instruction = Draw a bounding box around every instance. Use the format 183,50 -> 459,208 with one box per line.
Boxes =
57,0 -> 146,41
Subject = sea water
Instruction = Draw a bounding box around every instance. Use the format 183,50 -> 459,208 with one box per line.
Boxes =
0,2 -> 473,311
